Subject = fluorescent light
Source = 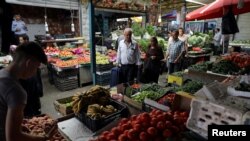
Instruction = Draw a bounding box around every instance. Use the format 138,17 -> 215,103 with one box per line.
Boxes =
186,0 -> 206,5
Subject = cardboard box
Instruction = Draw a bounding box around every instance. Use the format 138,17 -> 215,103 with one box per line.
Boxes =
54,96 -> 73,116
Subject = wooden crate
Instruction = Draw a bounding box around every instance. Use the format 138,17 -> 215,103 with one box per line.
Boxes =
54,96 -> 73,116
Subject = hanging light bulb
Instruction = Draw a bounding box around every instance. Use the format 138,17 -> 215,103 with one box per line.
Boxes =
71,23 -> 75,32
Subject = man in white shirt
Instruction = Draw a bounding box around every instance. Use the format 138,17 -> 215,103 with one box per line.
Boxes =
213,28 -> 222,55
11,14 -> 28,45
116,28 -> 141,83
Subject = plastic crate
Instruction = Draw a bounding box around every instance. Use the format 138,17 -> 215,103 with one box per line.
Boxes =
53,96 -> 73,116
76,99 -> 126,132
96,64 -> 113,71
167,74 -> 183,86
53,68 -> 79,78
53,75 -> 79,91
186,98 -> 244,138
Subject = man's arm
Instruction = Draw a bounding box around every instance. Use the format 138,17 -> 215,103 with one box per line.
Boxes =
6,105 -> 47,141
116,42 -> 121,66
135,44 -> 142,66
174,43 -> 185,63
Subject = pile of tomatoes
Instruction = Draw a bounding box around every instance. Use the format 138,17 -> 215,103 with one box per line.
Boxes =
90,109 -> 189,141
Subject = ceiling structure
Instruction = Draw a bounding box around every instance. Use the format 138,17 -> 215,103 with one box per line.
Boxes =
160,0 -> 215,14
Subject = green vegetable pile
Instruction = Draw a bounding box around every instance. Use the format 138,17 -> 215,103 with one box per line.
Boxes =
146,25 -> 156,36
173,81 -> 203,94
132,22 -> 145,37
140,83 -> 168,96
188,32 -> 211,47
230,39 -> 250,44
131,90 -> 163,103
138,39 -> 150,52
211,60 -> 240,75
188,61 -> 213,72
172,71 -> 184,77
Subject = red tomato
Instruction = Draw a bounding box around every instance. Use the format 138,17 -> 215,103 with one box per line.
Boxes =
98,135 -> 106,141
180,111 -> 189,117
147,127 -> 157,136
133,124 -> 141,132
130,115 -> 137,121
120,118 -> 129,125
155,110 -> 163,115
165,120 -> 173,128
123,130 -> 129,137
101,131 -> 110,137
107,133 -> 116,140
111,127 -> 120,137
121,124 -> 130,132
127,129 -> 138,139
118,134 -> 128,141
156,121 -> 166,130
170,126 -> 180,133
140,112 -> 151,123
156,114 -> 165,121
163,129 -> 173,137
150,117 -> 158,126
139,132 -> 149,141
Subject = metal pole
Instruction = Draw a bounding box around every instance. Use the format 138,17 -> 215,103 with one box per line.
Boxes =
79,0 -> 83,36
183,0 -> 187,30
88,0 -> 96,85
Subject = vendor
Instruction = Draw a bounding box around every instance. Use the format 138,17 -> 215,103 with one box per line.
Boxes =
11,14 -> 28,44
213,28 -> 222,55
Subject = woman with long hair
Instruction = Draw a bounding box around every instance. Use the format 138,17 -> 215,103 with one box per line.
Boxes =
143,37 -> 164,83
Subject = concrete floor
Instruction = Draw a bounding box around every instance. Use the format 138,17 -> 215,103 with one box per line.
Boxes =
40,67 -> 168,119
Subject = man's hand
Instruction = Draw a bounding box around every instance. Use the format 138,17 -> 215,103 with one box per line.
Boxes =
174,59 -> 179,63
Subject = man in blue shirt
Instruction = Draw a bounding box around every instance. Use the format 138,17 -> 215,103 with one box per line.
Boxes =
11,14 -> 28,44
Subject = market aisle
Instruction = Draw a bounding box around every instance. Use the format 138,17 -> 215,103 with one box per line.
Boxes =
40,67 -> 93,119
40,66 -> 168,119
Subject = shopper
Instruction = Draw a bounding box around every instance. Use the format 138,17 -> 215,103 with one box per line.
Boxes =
19,35 -> 29,44
143,37 -> 164,83
11,14 -> 28,45
166,30 -> 185,74
213,28 -> 222,55
116,28 -> 141,83
0,42 -> 54,141
178,27 -> 189,70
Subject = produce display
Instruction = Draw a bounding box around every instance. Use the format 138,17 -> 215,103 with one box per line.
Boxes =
22,115 -> 66,141
211,60 -> 240,75
230,39 -> 250,45
71,86 -> 111,114
55,59 -> 78,68
96,52 -> 110,65
235,82 -> 250,92
87,104 -> 117,119
59,50 -> 73,58
173,81 -> 203,94
187,32 -> 210,47
171,71 -> 184,77
132,90 -> 163,103
90,109 -> 189,141
188,61 -> 212,72
77,56 -> 91,64
44,46 -> 60,56
157,93 -> 176,107
140,83 -> 168,96
222,52 -> 250,68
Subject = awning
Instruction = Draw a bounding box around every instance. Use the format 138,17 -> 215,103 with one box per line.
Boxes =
186,0 -> 250,21
162,10 -> 177,19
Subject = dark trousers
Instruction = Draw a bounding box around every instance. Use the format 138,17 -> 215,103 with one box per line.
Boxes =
121,64 -> 136,83
168,63 -> 180,74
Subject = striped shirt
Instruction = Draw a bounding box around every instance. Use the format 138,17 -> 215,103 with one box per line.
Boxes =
167,39 -> 184,63
116,39 -> 141,65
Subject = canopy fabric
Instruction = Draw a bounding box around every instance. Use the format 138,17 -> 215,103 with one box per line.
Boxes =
162,10 -> 177,19
186,0 -> 250,21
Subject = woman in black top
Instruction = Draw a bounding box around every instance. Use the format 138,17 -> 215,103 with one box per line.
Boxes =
143,37 -> 164,83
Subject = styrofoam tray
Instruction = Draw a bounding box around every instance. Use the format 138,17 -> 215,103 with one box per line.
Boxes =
186,98 -> 244,138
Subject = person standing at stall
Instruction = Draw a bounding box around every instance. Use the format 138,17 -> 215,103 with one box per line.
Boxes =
178,27 -> 189,69
166,30 -> 185,74
143,37 -> 164,83
213,28 -> 222,55
11,14 -> 28,44
0,42 -> 54,141
116,28 -> 141,83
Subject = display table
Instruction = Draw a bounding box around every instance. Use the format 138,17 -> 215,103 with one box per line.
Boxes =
187,53 -> 212,66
